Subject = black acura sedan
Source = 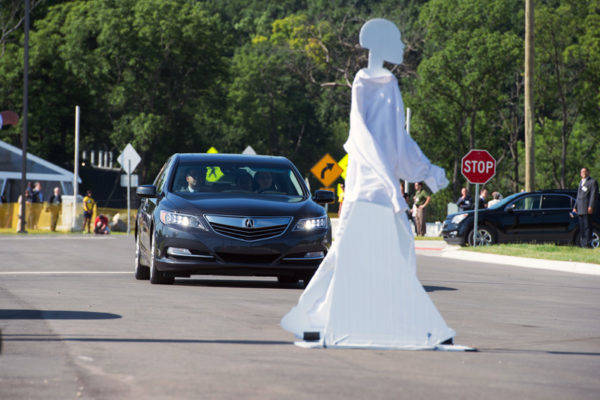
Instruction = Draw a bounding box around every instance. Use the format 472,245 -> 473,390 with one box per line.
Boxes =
134,153 -> 334,285
442,190 -> 600,247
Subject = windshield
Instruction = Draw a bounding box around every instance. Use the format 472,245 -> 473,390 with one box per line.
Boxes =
170,161 -> 306,197
487,192 -> 522,210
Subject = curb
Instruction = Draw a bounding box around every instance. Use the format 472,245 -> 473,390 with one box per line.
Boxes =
439,246 -> 600,276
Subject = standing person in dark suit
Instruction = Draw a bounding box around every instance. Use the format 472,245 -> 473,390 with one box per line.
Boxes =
47,187 -> 62,231
479,188 -> 489,209
456,187 -> 473,211
573,167 -> 598,247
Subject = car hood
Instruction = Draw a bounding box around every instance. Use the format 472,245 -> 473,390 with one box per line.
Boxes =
446,208 -> 494,221
162,192 -> 325,218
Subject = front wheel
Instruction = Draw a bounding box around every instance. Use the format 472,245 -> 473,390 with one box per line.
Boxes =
467,226 -> 496,246
134,232 -> 150,280
301,272 -> 315,288
277,276 -> 300,287
590,229 -> 599,249
149,231 -> 174,285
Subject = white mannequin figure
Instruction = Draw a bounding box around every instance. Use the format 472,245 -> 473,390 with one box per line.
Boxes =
281,19 -> 458,350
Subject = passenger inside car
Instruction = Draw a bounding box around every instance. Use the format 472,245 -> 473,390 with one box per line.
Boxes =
254,171 -> 275,193
236,171 -> 253,192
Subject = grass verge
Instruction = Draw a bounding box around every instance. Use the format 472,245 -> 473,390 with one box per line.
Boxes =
464,243 -> 599,265
414,236 -> 443,241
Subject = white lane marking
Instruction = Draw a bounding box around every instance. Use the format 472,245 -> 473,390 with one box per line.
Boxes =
78,355 -> 94,362
0,271 -> 130,275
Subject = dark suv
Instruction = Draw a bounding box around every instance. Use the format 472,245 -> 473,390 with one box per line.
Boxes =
442,190 -> 600,247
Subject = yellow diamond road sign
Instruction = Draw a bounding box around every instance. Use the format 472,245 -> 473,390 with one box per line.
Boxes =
338,154 -> 348,180
205,147 -> 223,182
311,154 -> 343,187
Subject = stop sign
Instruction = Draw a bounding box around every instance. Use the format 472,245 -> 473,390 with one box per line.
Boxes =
461,150 -> 496,184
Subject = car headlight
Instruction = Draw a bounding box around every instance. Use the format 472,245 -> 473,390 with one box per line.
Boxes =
451,213 -> 468,224
294,216 -> 328,231
159,210 -> 208,230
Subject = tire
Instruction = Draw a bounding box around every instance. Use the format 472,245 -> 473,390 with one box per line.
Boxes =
134,231 -> 150,280
301,272 -> 315,288
467,226 -> 496,246
277,276 -> 300,286
591,229 -> 600,249
149,230 -> 174,285
574,228 -> 600,249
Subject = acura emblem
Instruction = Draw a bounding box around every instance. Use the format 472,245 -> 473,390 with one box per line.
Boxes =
244,218 -> 254,229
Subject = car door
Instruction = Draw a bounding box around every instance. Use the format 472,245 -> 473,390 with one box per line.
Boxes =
503,194 -> 542,241
538,194 -> 577,243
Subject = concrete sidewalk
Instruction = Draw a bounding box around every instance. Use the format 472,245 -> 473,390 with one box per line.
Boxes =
409,239 -> 600,276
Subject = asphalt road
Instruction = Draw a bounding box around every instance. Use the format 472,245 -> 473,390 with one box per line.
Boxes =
0,236 -> 599,399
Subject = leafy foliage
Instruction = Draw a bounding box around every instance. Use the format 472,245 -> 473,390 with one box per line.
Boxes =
0,0 -> 598,220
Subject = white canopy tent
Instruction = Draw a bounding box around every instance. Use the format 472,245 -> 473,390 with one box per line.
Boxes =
0,139 -> 79,202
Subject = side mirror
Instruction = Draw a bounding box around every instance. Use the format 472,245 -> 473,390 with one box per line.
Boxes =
505,203 -> 516,213
313,190 -> 335,205
136,185 -> 157,198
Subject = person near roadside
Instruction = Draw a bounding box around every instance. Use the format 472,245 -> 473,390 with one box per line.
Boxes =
487,191 -> 503,208
337,183 -> 345,217
93,214 -> 110,235
413,182 -> 431,236
456,187 -> 473,211
573,167 -> 598,248
28,181 -> 44,229
479,188 -> 489,209
47,186 -> 62,232
82,190 -> 95,233
403,191 -> 417,234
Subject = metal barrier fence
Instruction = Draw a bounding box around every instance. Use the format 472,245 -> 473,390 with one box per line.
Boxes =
0,203 -> 136,232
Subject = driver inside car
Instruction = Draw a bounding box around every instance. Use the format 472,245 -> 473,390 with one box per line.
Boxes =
185,168 -> 209,193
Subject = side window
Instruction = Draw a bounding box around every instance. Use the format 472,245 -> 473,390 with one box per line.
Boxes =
154,159 -> 171,193
512,195 -> 541,210
541,195 -> 572,209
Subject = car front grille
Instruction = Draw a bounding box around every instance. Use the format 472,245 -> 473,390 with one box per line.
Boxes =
204,215 -> 292,241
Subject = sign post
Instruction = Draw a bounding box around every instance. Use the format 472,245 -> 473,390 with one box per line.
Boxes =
72,106 -> 80,231
461,150 -> 496,246
128,159 -> 131,235
117,144 -> 141,236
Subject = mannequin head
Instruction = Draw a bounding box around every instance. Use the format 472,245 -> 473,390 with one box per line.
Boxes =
359,19 -> 405,66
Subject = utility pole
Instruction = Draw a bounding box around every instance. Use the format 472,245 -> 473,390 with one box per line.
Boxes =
18,0 -> 30,234
524,0 -> 535,191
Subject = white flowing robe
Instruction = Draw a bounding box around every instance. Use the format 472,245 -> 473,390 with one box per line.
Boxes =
280,69 -> 455,349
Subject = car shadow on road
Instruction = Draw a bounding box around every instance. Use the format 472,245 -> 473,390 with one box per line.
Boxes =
1,334 -> 292,346
173,279 -> 457,292
174,278 -> 303,289
0,309 -> 122,320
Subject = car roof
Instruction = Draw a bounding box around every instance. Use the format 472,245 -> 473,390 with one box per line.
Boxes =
523,189 -> 577,196
173,153 -> 291,166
